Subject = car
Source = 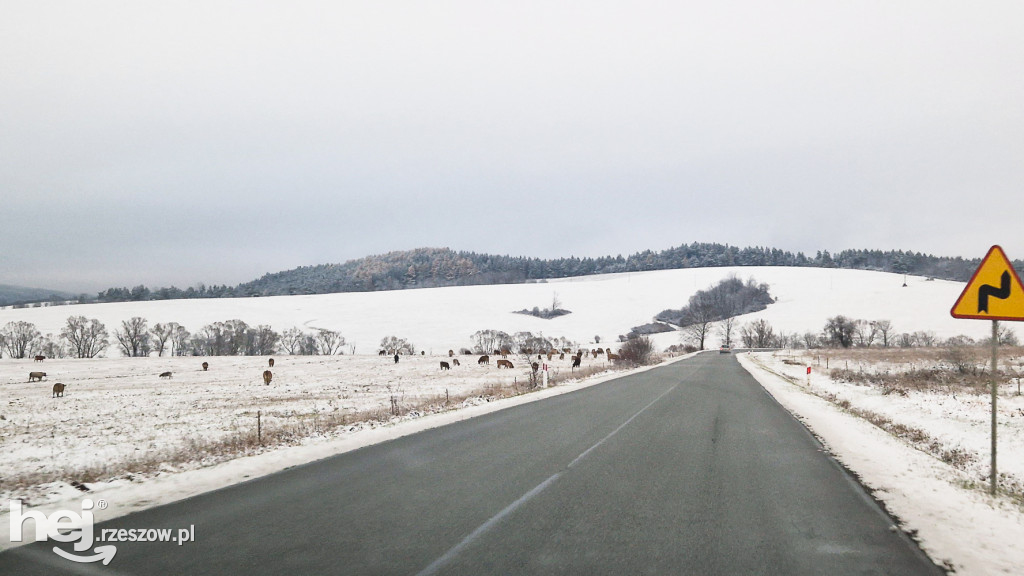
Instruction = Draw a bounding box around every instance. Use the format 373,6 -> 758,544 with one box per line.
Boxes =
719,345 -> 731,353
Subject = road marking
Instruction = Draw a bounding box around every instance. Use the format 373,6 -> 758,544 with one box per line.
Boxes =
416,383 -> 679,576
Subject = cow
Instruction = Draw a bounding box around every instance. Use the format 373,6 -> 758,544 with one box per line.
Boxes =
607,352 -> 621,361
496,359 -> 514,369
202,362 -> 209,371
52,383 -> 65,398
440,361 -> 451,370
269,358 -> 275,368
378,350 -> 387,356
160,372 -> 173,379
452,358 -> 461,366
478,355 -> 490,366
531,362 -> 540,372
34,355 -> 45,362
500,348 -> 511,358
29,371 -> 46,382
448,349 -> 454,357
571,355 -> 582,370
263,370 -> 273,385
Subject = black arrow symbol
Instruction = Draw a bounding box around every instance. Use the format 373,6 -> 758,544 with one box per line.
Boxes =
978,270 -> 1011,313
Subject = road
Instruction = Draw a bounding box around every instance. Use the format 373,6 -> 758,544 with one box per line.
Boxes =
2,352 -> 944,575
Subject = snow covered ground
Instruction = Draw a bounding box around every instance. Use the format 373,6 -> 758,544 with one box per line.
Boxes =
0,267 -> 997,358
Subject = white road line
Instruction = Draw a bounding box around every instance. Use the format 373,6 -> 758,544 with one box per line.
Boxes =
415,382 -> 679,576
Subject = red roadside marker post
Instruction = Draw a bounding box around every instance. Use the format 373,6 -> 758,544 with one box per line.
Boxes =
950,245 -> 1024,495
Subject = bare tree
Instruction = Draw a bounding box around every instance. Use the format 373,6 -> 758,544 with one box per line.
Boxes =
61,316 -> 110,358
682,295 -> 716,350
115,317 -> 150,357
150,323 -> 173,356
1,321 -> 40,359
170,323 -> 191,356
718,317 -> 737,347
280,328 -> 306,355
873,320 -> 894,348
315,329 -> 345,355
740,319 -> 775,348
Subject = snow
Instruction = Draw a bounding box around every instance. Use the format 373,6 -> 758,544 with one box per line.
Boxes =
0,267 -> 996,358
1,266 -> 1021,572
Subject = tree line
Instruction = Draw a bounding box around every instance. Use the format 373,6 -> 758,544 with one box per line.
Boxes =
83,244 -> 1017,303
0,318 -> 348,359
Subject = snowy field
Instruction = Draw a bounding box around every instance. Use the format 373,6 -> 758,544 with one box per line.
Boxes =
0,351 -> 618,505
0,266 -> 997,358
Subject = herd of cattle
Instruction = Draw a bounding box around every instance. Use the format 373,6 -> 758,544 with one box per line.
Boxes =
22,347 -> 622,399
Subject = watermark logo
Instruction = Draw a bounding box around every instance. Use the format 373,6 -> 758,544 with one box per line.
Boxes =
10,498 -> 114,564
8,499 -> 195,565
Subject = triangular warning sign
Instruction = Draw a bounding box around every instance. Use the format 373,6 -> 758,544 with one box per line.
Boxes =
951,245 -> 1024,321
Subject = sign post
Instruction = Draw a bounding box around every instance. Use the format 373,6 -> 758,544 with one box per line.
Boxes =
951,245 -> 1024,495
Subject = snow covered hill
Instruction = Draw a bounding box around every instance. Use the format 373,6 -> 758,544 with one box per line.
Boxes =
0,267 -> 993,356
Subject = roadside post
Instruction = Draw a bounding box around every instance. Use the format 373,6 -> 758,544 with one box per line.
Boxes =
950,245 -> 1024,495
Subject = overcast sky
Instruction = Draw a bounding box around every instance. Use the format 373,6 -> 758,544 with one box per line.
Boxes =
3,1 -> 1023,293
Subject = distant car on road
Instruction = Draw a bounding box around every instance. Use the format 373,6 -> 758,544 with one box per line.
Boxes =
719,346 -> 731,354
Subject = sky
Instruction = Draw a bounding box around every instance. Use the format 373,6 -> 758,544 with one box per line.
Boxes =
2,1 -> 1023,293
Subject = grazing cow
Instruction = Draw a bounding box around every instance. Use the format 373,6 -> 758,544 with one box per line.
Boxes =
202,362 -> 209,371
607,353 -> 620,361
571,355 -> 582,370
34,355 -> 45,362
500,348 -> 511,358
269,358 -> 275,368
52,383 -> 65,398
160,372 -> 173,379
478,355 -> 490,366
452,358 -> 461,366
378,350 -> 387,356
496,359 -> 514,369
29,371 -> 46,382
263,370 -> 273,385
440,361 -> 451,370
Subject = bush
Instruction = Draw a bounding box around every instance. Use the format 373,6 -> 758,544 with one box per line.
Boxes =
619,336 -> 655,365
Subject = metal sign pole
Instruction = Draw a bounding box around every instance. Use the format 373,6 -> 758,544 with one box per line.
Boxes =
991,320 -> 999,495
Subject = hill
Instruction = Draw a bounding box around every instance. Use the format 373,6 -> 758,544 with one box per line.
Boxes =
0,284 -> 76,307
0,267 -> 994,358
92,243 -> 1014,303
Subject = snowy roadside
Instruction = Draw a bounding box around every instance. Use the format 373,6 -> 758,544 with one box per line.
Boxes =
0,353 -> 694,552
739,351 -> 1024,576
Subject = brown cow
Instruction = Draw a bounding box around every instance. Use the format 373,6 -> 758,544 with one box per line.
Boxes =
440,361 -> 451,370
52,383 -> 65,398
269,358 -> 275,368
500,348 -> 511,358
34,355 -> 45,362
478,355 -> 490,365
496,359 -> 514,369
452,358 -> 461,366
571,355 -> 582,370
29,371 -> 46,382
160,372 -> 173,379
202,362 -> 209,371
263,370 -> 273,385
607,353 -> 621,361
448,349 -> 454,357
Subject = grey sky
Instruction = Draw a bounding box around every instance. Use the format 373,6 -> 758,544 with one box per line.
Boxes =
3,1 -> 1023,293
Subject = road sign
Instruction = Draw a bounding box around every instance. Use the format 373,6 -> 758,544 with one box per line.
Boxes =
950,245 -> 1024,321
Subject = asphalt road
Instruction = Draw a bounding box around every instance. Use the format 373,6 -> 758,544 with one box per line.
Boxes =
2,352 -> 944,575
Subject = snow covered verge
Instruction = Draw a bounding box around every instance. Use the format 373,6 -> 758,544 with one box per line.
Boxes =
0,352 -> 689,551
740,351 -> 1024,576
